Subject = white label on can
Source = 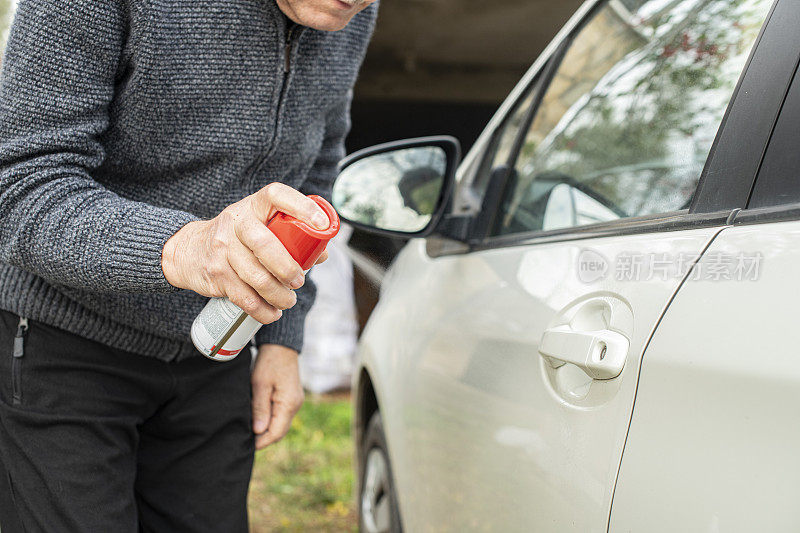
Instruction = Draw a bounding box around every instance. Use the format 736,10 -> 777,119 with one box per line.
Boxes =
191,268 -> 312,361
201,297 -> 242,340
191,298 -> 261,361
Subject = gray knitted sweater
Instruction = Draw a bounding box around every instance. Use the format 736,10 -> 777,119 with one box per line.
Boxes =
0,0 -> 377,360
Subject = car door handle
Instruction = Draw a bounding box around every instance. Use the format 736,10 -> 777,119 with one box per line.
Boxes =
539,325 -> 629,380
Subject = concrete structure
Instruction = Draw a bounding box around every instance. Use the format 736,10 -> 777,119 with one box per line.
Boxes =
356,0 -> 584,103
349,0 -> 584,152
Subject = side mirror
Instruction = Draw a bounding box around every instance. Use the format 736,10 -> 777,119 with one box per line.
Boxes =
332,136 -> 460,237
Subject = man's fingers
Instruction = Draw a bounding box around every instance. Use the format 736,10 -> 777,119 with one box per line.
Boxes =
251,381 -> 273,436
225,278 -> 282,325
235,216 -> 306,289
255,403 -> 292,449
251,345 -> 302,450
255,433 -> 273,450
253,182 -> 329,230
256,388 -> 304,449
227,241 -> 297,310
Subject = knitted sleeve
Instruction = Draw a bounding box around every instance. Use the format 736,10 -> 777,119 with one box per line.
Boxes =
0,0 -> 198,294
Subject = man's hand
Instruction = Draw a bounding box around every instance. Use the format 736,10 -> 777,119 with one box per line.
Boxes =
161,183 -> 329,325
251,344 -> 305,449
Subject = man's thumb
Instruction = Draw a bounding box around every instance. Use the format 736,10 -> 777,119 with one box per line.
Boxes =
252,385 -> 273,435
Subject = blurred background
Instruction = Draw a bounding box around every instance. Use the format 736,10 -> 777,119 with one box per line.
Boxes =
0,0 -> 583,530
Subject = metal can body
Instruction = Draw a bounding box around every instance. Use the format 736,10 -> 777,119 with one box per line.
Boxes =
190,195 -> 340,362
191,298 -> 262,361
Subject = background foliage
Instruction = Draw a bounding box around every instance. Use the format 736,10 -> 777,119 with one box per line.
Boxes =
249,395 -> 357,532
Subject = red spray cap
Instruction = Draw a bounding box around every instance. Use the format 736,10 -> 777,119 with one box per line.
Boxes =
266,195 -> 340,271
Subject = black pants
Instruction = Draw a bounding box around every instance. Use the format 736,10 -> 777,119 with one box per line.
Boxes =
0,310 -> 255,532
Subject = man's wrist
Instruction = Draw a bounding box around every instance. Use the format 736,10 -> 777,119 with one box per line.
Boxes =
161,220 -> 199,288
161,233 -> 180,287
257,343 -> 299,358
253,303 -> 308,354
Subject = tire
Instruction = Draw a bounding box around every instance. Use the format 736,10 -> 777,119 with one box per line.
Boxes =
359,411 -> 403,533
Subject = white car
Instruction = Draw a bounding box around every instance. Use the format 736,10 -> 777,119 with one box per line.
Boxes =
332,0 -> 800,531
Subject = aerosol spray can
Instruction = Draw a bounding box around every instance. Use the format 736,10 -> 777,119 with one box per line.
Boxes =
191,195 -> 340,362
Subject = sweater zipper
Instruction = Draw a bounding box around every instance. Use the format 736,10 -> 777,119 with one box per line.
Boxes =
284,23 -> 300,74
273,23 -> 301,138
252,22 -> 303,181
12,316 -> 28,406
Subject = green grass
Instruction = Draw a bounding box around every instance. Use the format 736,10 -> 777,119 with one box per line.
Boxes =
248,394 -> 357,532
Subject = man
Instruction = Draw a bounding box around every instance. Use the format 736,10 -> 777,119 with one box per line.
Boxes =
0,0 -> 377,530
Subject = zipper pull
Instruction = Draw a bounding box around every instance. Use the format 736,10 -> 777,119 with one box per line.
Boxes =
13,317 -> 28,359
284,25 -> 299,74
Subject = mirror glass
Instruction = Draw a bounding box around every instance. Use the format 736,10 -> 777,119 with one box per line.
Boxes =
332,146 -> 446,233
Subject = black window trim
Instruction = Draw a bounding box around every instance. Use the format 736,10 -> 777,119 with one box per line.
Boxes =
742,12 -> 800,214
468,209 -> 734,252
447,0 -> 794,256
690,0 -> 797,213
733,202 -> 800,227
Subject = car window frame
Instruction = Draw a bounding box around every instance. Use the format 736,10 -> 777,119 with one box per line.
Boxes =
722,0 -> 800,230
691,0 -> 797,213
741,29 -> 800,212
453,0 -> 790,254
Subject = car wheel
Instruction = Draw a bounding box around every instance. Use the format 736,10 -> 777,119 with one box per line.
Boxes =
359,411 -> 403,533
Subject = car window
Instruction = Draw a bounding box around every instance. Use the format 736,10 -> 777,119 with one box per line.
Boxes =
469,90 -> 537,201
491,0 -> 773,237
488,92 -> 536,174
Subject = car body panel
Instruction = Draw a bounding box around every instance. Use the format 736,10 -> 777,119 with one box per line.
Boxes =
353,0 -> 800,529
610,220 -> 800,532
358,227 -> 723,531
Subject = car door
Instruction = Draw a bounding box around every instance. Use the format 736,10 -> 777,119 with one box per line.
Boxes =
365,0 -> 779,530
610,6 -> 800,529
